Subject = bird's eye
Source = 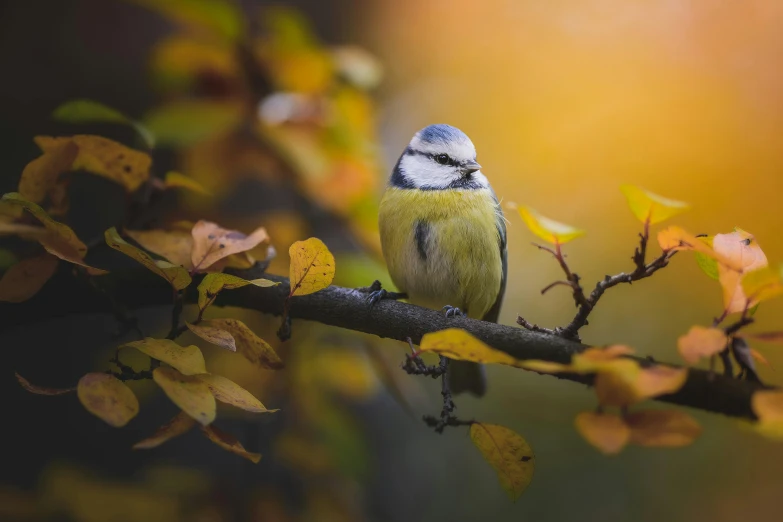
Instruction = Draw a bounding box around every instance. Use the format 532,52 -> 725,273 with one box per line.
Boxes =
435,154 -> 450,165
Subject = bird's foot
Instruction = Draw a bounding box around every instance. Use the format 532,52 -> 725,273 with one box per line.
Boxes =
361,280 -> 407,306
442,305 -> 463,318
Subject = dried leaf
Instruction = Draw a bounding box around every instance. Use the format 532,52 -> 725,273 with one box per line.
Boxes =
574,411 -> 630,455
196,272 -> 279,311
288,237 -> 335,296
190,220 -> 269,272
714,229 -> 768,314
124,338 -> 206,375
658,226 -> 743,271
419,328 -> 519,366
626,410 -> 702,447
186,322 -> 236,351
619,185 -> 689,225
153,367 -> 216,426
201,425 -> 261,463
0,254 -> 58,303
18,140 -> 78,204
2,193 -> 87,262
105,227 -> 191,290
77,373 -> 139,427
203,318 -> 283,369
143,101 -> 243,146
15,372 -> 74,395
196,374 -> 278,413
677,326 -> 728,365
516,205 -> 584,245
35,135 -> 151,192
133,412 -> 196,449
52,99 -> 155,149
469,422 -> 535,501
163,171 -> 210,195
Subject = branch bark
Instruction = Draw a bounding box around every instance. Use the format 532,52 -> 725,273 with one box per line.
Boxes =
0,265 -> 770,420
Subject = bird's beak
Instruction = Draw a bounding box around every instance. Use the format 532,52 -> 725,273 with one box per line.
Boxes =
462,160 -> 482,175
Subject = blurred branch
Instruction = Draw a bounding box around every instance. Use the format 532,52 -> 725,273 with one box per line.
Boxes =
0,265 -> 770,421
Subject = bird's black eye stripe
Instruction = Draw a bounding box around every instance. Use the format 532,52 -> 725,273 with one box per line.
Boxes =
404,147 -> 459,167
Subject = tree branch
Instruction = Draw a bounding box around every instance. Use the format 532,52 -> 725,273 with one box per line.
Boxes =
0,266 -> 771,420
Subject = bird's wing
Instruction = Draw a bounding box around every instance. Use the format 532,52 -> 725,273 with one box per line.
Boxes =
481,189 -> 507,323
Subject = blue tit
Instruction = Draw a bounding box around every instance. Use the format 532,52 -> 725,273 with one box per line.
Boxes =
378,124 -> 507,396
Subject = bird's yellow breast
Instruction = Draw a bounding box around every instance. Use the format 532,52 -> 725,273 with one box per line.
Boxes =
378,187 -> 503,319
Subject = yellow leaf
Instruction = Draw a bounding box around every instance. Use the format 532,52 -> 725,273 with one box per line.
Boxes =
419,328 -> 519,365
0,254 -> 58,303
77,373 -> 139,427
186,322 -> 236,351
714,229 -> 769,314
35,135 -> 151,192
151,36 -> 239,84
571,345 -> 636,373
163,171 -> 211,195
469,422 -> 535,501
574,411 -> 629,455
201,425 -> 261,463
625,410 -> 701,447
153,367 -> 216,426
143,101 -> 243,147
190,220 -> 269,272
288,237 -> 335,296
677,326 -> 728,365
742,264 -> 783,305
124,338 -> 206,375
125,228 -> 193,268
752,391 -> 783,439
657,226 -> 743,271
203,318 -> 284,369
516,205 -> 585,245
16,372 -> 75,395
18,140 -> 78,205
133,412 -> 196,449
196,272 -> 279,311
2,193 -> 87,262
196,374 -> 278,413
315,350 -> 380,400
105,227 -> 191,290
619,185 -> 689,225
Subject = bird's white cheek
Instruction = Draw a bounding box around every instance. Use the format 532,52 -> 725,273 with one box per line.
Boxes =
399,155 -> 456,188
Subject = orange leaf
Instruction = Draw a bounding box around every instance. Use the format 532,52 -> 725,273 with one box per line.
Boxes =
153,367 -> 216,426
574,411 -> 629,455
714,229 -> 768,315
201,425 -> 261,463
190,220 -> 269,272
750,348 -> 772,368
571,345 -> 635,373
632,365 -> 689,400
132,412 -> 196,449
77,373 -> 139,427
15,372 -> 74,395
741,331 -> 783,343
677,326 -> 728,365
288,237 -> 335,296
592,360 -> 643,407
626,410 -> 702,447
657,226 -> 743,271
0,254 -> 58,303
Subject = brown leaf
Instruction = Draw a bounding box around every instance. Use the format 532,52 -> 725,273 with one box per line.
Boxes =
196,374 -> 278,413
190,220 -> 269,272
18,140 -> 78,205
35,135 -> 151,192
201,425 -> 261,463
153,367 -> 216,426
203,318 -> 283,369
186,322 -> 236,351
133,412 -> 196,449
0,254 -> 58,303
574,411 -> 630,455
677,326 -> 728,365
15,372 -> 74,395
626,410 -> 702,447
77,373 -> 139,427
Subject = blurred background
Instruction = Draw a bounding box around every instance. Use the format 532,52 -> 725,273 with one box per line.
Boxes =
2,0 -> 783,520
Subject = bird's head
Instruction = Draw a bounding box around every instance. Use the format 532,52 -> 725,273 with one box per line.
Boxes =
391,124 -> 488,190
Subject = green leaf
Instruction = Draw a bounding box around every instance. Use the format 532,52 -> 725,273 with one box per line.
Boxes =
52,99 -> 155,149
694,253 -> 719,280
143,101 -> 242,146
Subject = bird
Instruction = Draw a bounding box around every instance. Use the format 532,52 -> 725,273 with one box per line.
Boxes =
375,123 -> 507,396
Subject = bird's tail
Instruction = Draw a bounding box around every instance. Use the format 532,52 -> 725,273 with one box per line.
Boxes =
448,360 -> 487,397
